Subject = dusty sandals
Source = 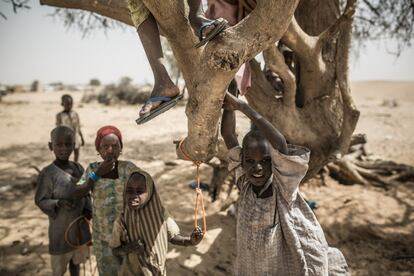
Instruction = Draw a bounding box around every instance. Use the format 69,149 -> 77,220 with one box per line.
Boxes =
136,94 -> 184,125
195,18 -> 227,48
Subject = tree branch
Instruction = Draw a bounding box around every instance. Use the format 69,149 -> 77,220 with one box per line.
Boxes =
40,0 -> 133,26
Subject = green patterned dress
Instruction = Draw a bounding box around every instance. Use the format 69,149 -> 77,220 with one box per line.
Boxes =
77,160 -> 138,276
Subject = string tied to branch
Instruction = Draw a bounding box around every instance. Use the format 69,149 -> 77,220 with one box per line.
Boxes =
177,138 -> 207,237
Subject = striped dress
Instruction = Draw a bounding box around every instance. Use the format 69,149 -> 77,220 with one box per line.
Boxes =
109,168 -> 180,276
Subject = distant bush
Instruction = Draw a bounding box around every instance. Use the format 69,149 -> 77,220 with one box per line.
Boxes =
82,77 -> 151,106
89,78 -> 101,86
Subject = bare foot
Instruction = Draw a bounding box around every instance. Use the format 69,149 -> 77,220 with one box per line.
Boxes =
139,83 -> 180,117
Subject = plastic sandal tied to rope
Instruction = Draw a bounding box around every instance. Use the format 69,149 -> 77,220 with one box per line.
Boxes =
178,138 -> 207,238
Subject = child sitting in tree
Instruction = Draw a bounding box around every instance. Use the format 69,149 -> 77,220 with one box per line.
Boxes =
127,0 -> 227,123
56,94 -> 85,162
109,168 -> 203,275
221,92 -> 349,275
35,126 -> 91,276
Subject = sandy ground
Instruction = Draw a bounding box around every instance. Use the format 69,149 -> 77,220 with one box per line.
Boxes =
0,81 -> 413,275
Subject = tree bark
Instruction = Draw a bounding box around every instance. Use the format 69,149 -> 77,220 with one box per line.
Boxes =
39,0 -> 359,179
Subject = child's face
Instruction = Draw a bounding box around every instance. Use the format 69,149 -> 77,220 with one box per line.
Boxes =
98,134 -> 122,161
62,98 -> 73,112
242,138 -> 272,187
49,132 -> 75,161
125,173 -> 148,209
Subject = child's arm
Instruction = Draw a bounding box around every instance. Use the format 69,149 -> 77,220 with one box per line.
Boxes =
221,92 -> 239,150
110,216 -> 145,257
35,170 -> 74,218
112,241 -> 145,257
72,159 -> 114,198
169,227 -> 203,247
76,113 -> 85,146
35,171 -> 58,218
224,92 -> 288,154
55,113 -> 61,126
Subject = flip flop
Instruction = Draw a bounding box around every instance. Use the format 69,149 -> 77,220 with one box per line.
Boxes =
136,94 -> 184,125
195,18 -> 228,48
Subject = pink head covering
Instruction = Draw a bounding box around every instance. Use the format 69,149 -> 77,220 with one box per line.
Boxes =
95,125 -> 123,150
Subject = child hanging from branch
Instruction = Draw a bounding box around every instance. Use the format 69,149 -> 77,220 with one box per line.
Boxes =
221,91 -> 350,275
109,168 -> 203,275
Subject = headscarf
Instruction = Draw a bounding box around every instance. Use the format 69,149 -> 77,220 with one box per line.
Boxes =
121,168 -> 170,275
95,125 -> 123,150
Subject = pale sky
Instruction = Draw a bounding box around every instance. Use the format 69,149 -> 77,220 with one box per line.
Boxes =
1,1 -> 413,86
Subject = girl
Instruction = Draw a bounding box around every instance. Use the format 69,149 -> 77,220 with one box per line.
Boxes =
110,169 -> 203,275
73,125 -> 139,275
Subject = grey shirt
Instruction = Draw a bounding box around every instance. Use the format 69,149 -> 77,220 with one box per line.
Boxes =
229,145 -> 349,276
35,163 -> 91,255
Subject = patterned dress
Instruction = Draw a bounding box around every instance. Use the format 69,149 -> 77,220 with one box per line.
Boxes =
228,145 -> 350,276
56,110 -> 82,149
77,160 -> 138,276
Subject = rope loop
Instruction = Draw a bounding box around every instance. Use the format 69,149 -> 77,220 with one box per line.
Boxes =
177,138 -> 207,236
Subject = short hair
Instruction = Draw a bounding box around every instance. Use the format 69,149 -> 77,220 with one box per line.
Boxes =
50,126 -> 74,142
61,94 -> 73,102
242,129 -> 267,149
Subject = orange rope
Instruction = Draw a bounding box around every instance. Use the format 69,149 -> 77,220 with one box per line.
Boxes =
178,138 -> 207,236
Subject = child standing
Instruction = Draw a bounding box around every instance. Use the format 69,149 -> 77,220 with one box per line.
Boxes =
221,92 -> 349,275
109,168 -> 203,275
56,94 -> 85,162
35,126 -> 91,276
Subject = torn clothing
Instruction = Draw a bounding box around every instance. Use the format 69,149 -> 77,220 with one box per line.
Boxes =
109,168 -> 180,276
35,163 -> 91,255
228,145 -> 350,275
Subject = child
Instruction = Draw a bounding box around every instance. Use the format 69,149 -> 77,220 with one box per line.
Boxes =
109,168 -> 203,275
35,126 -> 91,276
56,94 -> 85,162
127,0 -> 226,123
221,92 -> 349,275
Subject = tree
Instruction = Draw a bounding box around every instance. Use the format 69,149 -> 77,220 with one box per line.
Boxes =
34,0 -> 359,179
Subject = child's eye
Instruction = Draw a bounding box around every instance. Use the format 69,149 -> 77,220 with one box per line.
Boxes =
246,159 -> 255,164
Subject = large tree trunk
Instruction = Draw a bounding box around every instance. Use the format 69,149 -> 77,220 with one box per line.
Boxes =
39,0 -> 359,179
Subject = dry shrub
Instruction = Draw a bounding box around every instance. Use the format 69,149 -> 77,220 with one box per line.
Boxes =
81,78 -> 152,106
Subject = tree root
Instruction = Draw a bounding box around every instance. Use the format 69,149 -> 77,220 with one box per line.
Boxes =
326,134 -> 414,189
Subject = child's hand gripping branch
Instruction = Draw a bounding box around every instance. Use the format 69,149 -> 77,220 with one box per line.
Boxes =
221,92 -> 288,154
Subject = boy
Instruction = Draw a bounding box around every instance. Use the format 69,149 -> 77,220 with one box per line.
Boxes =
221,92 -> 349,275
56,94 -> 85,162
110,169 -> 203,275
35,126 -> 91,276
